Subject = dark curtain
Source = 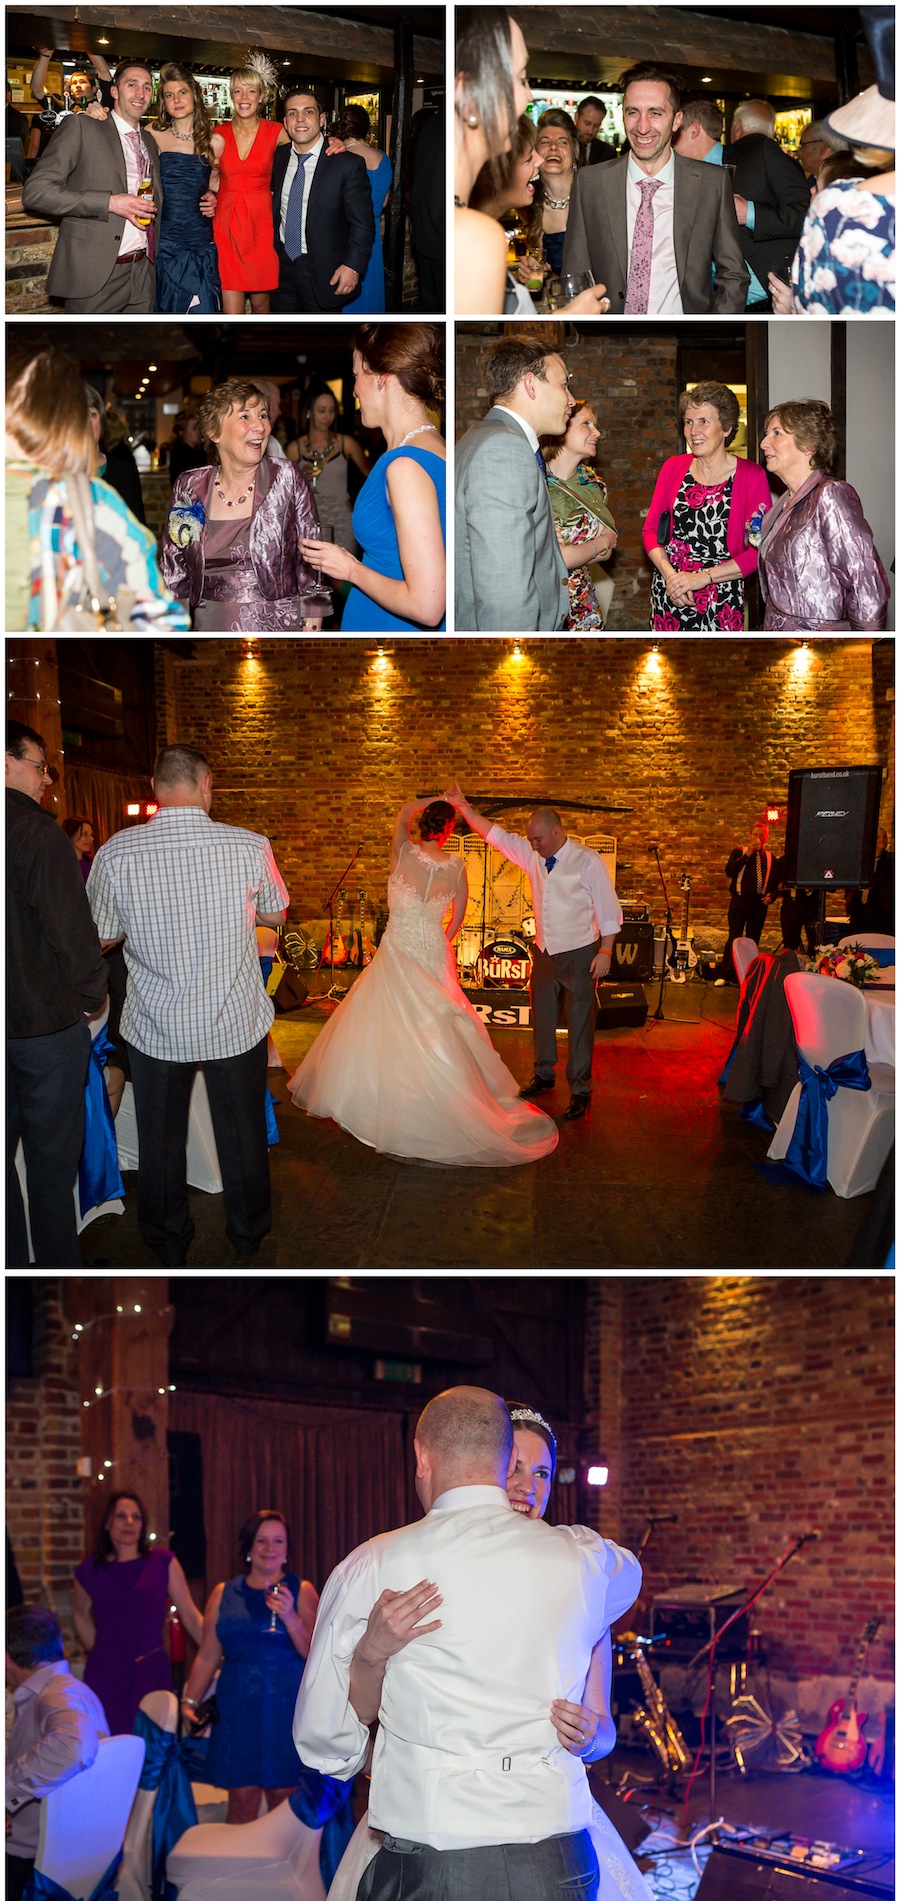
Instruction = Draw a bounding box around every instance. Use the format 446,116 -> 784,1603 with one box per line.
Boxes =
169,1390 -> 416,1596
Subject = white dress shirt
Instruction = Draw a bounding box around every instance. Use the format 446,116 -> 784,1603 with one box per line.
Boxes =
626,150 -> 683,314
293,1484 -> 641,1851
486,827 -> 622,956
109,109 -> 149,259
492,405 -> 540,455
278,133 -> 324,254
87,806 -> 289,1062
6,1661 -> 109,1856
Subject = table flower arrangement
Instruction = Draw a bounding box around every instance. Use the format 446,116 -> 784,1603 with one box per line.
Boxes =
815,943 -> 880,987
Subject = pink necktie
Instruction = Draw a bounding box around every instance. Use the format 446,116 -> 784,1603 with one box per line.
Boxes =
126,127 -> 155,261
624,177 -> 661,314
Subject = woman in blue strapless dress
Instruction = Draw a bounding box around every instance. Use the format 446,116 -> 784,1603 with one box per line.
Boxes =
300,323 -> 446,633
151,63 -> 223,314
336,106 -> 393,314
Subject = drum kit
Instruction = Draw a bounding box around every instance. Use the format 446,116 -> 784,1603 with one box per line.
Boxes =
457,915 -> 536,988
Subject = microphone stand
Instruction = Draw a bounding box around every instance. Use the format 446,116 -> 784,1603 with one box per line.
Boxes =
649,847 -> 677,1023
322,844 -> 362,1002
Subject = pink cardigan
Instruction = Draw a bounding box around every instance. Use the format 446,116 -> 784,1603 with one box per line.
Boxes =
642,454 -> 772,578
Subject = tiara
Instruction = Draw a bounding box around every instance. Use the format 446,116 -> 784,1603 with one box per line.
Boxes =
509,1404 -> 556,1444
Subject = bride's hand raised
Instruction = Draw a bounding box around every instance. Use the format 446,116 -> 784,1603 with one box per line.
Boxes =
356,1581 -> 443,1667
443,782 -> 464,808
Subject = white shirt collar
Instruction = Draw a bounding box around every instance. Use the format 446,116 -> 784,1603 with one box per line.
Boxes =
110,110 -> 141,139
430,1483 -> 512,1514
292,132 -> 324,165
627,148 -> 676,188
12,1659 -> 70,1706
493,404 -> 540,455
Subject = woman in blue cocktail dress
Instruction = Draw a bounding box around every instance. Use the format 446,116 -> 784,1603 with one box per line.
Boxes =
152,64 -> 223,314
337,105 -> 392,313
300,323 -> 445,633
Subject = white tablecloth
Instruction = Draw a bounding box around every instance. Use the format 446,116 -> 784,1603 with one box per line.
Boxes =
864,986 -> 895,1067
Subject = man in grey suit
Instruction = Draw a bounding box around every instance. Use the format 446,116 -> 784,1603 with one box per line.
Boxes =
563,62 -> 748,315
23,60 -> 161,313
456,336 -> 572,632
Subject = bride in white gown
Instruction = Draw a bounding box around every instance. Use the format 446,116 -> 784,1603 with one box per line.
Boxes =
326,1402 -> 653,1901
289,797 -> 558,1165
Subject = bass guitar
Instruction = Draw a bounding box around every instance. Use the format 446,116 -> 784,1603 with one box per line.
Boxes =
814,1618 -> 880,1772
668,872 -> 698,984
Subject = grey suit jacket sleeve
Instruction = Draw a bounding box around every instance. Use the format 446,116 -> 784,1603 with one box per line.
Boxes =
711,173 -> 749,313
561,170 -> 591,278
22,115 -> 115,222
462,432 -> 558,631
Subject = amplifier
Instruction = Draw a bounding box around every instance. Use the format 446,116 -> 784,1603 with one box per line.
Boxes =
696,1841 -> 893,1901
596,983 -> 648,1029
651,1588 -> 748,1658
614,919 -> 654,981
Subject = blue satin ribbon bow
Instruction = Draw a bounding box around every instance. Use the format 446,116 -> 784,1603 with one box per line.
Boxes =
289,1765 -> 356,1893
768,1046 -> 871,1190
131,1710 -> 198,1901
23,1849 -> 123,1901
78,1028 -> 125,1214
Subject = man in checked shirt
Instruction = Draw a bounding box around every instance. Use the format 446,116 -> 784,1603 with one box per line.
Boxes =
6,1607 -> 109,1901
87,743 -> 289,1265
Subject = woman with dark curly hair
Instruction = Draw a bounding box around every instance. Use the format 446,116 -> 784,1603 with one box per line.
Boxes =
758,399 -> 889,629
290,796 -> 558,1164
151,63 -> 223,313
72,1490 -> 202,1735
160,378 -> 327,631
301,324 -> 446,631
643,380 -> 772,631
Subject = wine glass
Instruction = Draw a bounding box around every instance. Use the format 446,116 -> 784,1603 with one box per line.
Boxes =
555,270 -> 595,306
304,448 -> 324,489
305,523 -> 334,602
265,1582 -> 281,1633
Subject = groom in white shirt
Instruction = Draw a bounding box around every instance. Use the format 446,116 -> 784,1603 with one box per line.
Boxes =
445,786 -> 622,1121
293,1386 -> 641,1901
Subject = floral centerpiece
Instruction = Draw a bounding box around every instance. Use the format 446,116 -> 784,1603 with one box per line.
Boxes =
815,943 -> 880,987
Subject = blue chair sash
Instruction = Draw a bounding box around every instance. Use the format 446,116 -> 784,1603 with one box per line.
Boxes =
79,1028 -> 125,1213
740,1098 -> 775,1133
265,1087 -> 279,1147
131,1710 -> 198,1901
23,1849 -> 123,1901
766,1047 -> 871,1190
869,948 -> 894,966
289,1766 -> 356,1893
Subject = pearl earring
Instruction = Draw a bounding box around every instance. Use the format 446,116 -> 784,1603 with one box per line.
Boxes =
465,113 -> 480,127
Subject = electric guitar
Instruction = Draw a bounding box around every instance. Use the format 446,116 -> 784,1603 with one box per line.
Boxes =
668,873 -> 699,984
356,888 -> 376,966
814,1618 -> 880,1773
321,888 -> 348,968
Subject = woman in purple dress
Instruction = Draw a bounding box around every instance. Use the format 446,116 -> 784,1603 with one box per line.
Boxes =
73,1491 -> 203,1735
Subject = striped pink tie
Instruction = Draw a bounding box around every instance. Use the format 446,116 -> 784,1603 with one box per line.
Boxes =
624,178 -> 662,314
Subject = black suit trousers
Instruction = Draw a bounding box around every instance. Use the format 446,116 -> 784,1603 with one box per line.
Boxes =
6,1018 -> 91,1267
358,1830 -> 599,1901
126,1037 -> 270,1264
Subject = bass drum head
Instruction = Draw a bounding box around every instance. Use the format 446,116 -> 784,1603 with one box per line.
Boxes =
477,935 -> 533,987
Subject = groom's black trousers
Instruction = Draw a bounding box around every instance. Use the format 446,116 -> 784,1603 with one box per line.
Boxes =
357,1829 -> 599,1901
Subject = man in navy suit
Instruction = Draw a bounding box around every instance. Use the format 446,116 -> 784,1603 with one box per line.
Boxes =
271,91 -> 374,312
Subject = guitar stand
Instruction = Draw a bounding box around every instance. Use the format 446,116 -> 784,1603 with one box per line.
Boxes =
649,847 -> 678,1023
322,844 -> 362,1003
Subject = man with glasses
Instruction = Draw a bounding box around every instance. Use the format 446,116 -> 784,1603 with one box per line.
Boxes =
796,119 -> 847,178
6,720 -> 108,1267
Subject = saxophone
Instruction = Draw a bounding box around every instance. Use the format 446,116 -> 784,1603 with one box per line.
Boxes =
629,1643 -> 692,1779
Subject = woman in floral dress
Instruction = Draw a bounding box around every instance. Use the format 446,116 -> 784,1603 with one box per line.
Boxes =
643,381 -> 771,632
545,400 -> 617,630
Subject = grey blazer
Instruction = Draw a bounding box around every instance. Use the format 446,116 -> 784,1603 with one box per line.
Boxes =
562,153 -> 748,314
23,114 -> 162,300
455,408 -> 569,632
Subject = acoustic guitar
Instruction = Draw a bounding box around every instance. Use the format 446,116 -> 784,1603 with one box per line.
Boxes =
814,1618 -> 880,1773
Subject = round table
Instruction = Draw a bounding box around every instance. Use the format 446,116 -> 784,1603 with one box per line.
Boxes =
864,983 -> 895,1068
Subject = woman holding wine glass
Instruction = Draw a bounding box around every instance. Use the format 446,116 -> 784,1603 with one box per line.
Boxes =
180,1509 -> 318,1824
287,384 -> 370,554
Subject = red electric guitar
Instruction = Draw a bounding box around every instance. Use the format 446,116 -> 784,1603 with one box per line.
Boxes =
814,1618 -> 880,1772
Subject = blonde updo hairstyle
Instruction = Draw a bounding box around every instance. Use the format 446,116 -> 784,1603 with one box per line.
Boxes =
231,51 -> 277,109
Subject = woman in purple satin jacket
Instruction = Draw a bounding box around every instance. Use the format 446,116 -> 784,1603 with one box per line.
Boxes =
160,379 -> 329,631
758,399 -> 889,631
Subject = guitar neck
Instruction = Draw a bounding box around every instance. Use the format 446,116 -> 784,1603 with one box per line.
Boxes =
844,1623 -> 878,1709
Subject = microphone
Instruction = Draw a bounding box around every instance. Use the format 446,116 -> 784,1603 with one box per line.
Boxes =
794,1530 -> 821,1545
646,841 -> 660,852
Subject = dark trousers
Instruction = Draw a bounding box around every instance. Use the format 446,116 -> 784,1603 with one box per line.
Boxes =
272,253 -> 337,314
530,941 -> 597,1096
5,1853 -> 35,1901
358,1830 -> 598,1901
126,1037 -> 270,1265
6,1018 -> 90,1266
722,892 -> 768,982
414,248 -> 444,312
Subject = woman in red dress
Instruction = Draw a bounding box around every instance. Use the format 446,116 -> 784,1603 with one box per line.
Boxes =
214,53 -> 290,314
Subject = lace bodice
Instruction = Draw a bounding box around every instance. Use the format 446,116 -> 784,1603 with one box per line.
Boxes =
385,841 -> 466,971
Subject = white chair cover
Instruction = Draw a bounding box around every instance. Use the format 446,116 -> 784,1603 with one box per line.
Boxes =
732,938 -> 759,985
116,1075 -> 224,1194
167,1798 -> 326,1901
836,933 -> 895,949
767,973 -> 895,1197
36,1733 -> 145,1901
117,1692 -> 180,1901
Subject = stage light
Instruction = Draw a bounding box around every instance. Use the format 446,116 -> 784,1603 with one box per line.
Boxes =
791,640 -> 812,670
586,1465 -> 609,1486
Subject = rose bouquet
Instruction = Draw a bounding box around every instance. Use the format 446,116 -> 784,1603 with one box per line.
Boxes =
815,943 -> 880,987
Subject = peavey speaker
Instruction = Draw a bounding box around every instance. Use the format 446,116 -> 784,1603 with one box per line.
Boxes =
272,968 -> 310,1012
783,765 -> 883,887
596,982 -> 648,1029
614,919 -> 654,982
695,1841 -> 893,1901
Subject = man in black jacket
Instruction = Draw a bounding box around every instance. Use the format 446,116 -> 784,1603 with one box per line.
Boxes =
724,98 -> 811,310
6,721 -> 108,1266
721,819 -> 779,983
271,91 -> 374,313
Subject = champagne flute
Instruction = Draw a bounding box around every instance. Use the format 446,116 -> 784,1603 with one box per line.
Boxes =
265,1580 -> 281,1633
305,523 -> 334,602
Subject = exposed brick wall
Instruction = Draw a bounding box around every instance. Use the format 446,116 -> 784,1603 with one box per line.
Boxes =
585,1277 -> 894,1696
163,637 -> 888,942
7,1286 -> 83,1647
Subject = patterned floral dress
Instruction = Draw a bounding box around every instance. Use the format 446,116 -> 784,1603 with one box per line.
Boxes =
791,179 -> 895,315
650,471 -> 745,632
548,466 -> 616,631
